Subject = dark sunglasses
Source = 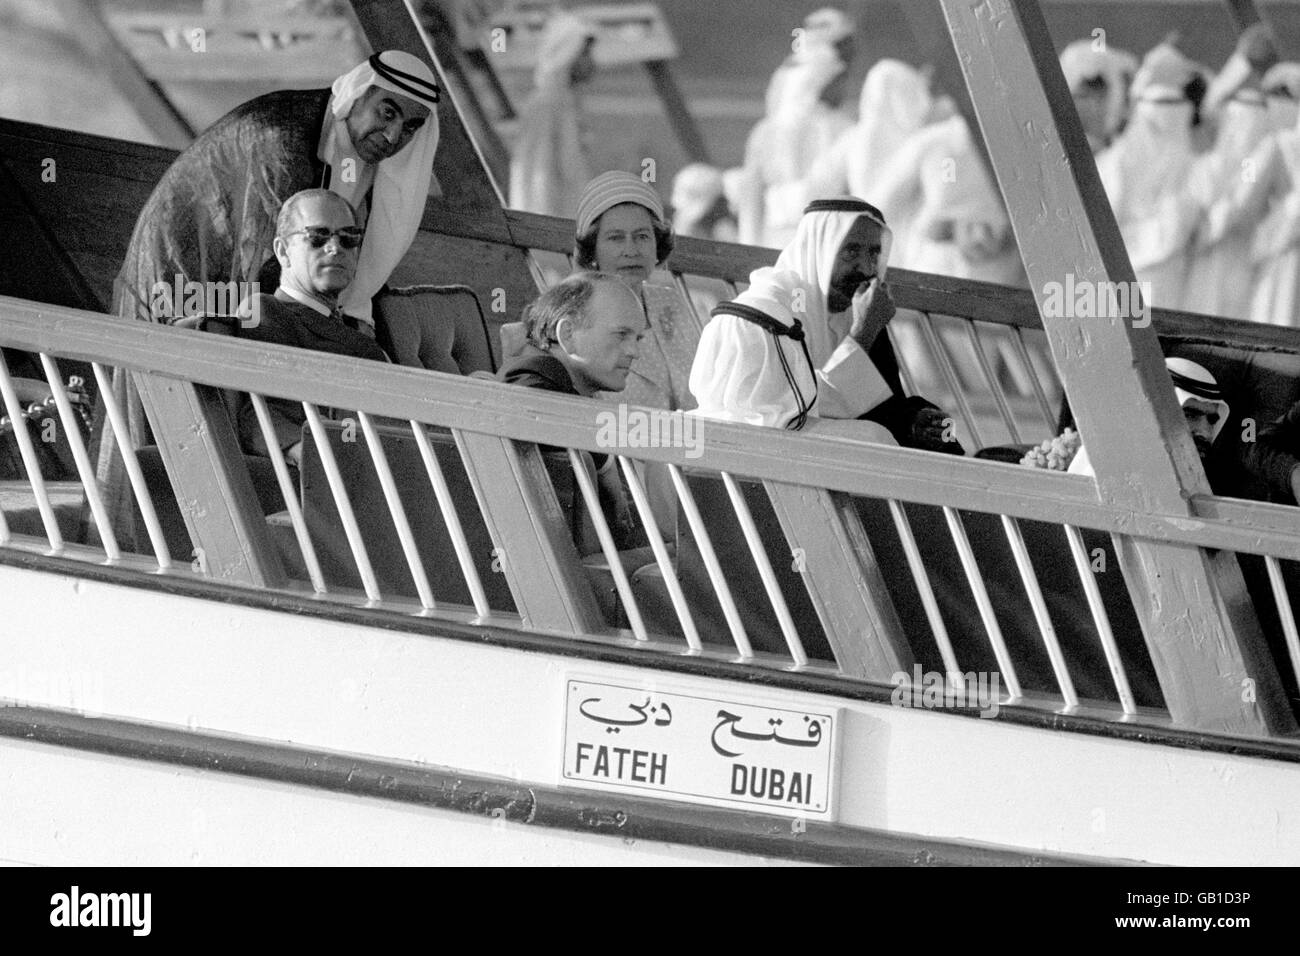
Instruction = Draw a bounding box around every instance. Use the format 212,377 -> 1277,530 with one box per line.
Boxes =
286,226 -> 365,249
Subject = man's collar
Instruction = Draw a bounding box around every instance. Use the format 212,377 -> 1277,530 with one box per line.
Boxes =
279,285 -> 337,318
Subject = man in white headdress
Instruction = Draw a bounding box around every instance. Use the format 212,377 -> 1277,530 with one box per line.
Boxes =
116,49 -> 441,330
1182,47 -> 1276,319
1095,41 -> 1204,309
1058,38 -> 1139,152
691,199 -> 960,451
1201,62 -> 1300,327
803,59 -> 939,262
670,163 -> 737,242
762,7 -> 857,118
507,10 -> 597,217
737,37 -> 855,248
1068,357 -> 1229,477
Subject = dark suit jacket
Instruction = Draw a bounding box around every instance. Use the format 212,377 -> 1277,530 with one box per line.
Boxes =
236,290 -> 390,457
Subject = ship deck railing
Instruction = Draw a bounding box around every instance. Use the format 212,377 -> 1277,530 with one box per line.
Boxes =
3,265 -> 1300,743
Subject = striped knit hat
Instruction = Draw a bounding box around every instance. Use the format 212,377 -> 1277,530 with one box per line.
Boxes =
574,171 -> 666,236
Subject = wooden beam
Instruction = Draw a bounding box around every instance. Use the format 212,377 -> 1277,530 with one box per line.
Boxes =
52,0 -> 194,150
133,372 -> 287,588
345,0 -> 535,296
454,431 -> 606,635
938,0 -> 1295,736
644,60 -> 711,164
763,481 -> 913,679
346,0 -> 507,209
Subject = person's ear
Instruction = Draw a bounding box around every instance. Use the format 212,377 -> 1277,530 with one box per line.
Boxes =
273,236 -> 291,269
554,316 -> 576,352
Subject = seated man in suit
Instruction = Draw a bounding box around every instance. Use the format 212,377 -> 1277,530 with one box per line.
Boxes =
235,188 -> 390,468
499,271 -> 647,550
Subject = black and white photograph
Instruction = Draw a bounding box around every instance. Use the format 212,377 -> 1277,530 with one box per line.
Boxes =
0,0 -> 1295,899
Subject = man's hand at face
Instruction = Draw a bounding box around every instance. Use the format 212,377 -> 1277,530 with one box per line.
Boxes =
910,406 -> 965,455
848,278 -> 895,352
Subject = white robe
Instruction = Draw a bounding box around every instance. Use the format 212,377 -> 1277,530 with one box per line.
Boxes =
1182,95 -> 1272,319
507,13 -> 593,217
1095,96 -> 1200,309
803,59 -> 932,260
736,46 -> 853,249
691,208 -> 894,431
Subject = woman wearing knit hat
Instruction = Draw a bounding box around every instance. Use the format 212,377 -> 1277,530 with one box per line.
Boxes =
571,171 -> 702,414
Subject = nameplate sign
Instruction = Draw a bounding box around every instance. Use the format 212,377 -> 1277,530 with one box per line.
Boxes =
561,678 -> 840,820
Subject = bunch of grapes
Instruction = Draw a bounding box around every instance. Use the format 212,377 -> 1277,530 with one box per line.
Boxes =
1020,427 -> 1082,471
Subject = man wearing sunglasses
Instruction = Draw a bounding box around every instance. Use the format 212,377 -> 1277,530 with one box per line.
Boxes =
233,189 -> 389,468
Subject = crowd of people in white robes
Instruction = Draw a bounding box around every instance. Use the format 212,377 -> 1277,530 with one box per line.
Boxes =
505,7 -> 1300,331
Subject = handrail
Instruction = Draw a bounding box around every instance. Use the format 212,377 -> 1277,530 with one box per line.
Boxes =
5,295 -> 1300,561
8,115 -> 1300,358
442,207 -> 1300,356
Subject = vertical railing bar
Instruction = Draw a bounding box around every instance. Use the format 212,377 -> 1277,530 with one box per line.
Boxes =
886,321 -> 920,397
618,455 -> 702,651
302,403 -> 381,602
1065,526 -> 1137,715
966,322 -> 1023,444
358,411 -> 436,610
91,363 -> 171,569
1264,555 -> 1300,696
887,499 -> 962,679
720,471 -> 808,667
0,357 -> 63,552
249,394 -> 327,593
568,450 -> 649,641
410,423 -> 491,618
38,354 -> 120,560
1012,327 -> 1058,434
917,311 -> 985,449
942,506 -> 1022,699
670,271 -> 704,329
1000,514 -> 1078,709
667,464 -> 754,659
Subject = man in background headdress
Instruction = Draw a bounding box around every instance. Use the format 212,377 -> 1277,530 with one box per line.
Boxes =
1096,39 -> 1205,310
1068,357 -> 1229,478
507,10 -> 597,217
1058,38 -> 1139,152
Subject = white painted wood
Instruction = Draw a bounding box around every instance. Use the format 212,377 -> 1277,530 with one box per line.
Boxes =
4,562 -> 1298,866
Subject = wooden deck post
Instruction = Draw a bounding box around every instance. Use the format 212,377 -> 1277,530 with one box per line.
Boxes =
134,371 -> 287,588
938,0 -> 1295,735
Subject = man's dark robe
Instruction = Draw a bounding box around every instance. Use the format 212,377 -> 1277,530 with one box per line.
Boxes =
113,89 -> 332,323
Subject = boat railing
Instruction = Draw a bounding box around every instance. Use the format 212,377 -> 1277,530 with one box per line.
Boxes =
2,292 -> 1299,743
443,207 -> 1300,451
